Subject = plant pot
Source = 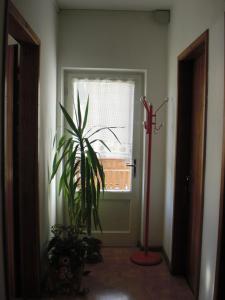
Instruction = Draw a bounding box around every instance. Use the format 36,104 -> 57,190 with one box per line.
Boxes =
46,225 -> 89,296
83,236 -> 103,264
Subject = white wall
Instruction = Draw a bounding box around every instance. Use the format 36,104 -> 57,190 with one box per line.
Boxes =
164,0 -> 224,299
58,10 -> 168,246
0,0 -> 7,298
12,0 -> 58,257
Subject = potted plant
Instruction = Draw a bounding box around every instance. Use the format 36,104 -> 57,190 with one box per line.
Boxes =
49,95 -> 119,274
46,225 -> 88,295
51,95 -> 119,234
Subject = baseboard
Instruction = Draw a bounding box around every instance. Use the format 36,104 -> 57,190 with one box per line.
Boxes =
148,246 -> 163,252
162,247 -> 172,272
137,241 -> 163,252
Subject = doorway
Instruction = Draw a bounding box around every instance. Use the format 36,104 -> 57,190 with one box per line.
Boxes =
0,1 -> 8,299
4,2 -> 41,298
214,16 -> 225,300
214,162 -> 225,299
64,70 -> 144,246
171,31 -> 208,298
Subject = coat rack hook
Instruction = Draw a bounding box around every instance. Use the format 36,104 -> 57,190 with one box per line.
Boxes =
154,97 -> 169,114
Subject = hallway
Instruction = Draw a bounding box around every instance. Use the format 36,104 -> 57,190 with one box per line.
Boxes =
1,1 -> 224,300
61,248 -> 194,300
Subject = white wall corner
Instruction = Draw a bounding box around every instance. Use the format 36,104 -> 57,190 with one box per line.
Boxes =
52,0 -> 59,12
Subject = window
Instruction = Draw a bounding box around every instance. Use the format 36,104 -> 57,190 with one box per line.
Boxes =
73,78 -> 135,191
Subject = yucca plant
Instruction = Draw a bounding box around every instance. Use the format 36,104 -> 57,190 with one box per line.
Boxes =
50,95 -> 119,236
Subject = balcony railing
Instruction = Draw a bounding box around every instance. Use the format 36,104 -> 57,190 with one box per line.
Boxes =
100,158 -> 131,191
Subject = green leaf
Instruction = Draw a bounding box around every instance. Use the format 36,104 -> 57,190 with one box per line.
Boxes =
90,170 -> 96,207
58,170 -> 65,195
60,103 -> 80,137
64,147 -> 80,172
85,126 -> 116,138
51,152 -> 58,181
65,128 -> 78,137
106,127 -> 121,144
85,139 -> 105,189
86,126 -> 122,144
53,133 -> 56,147
82,96 -> 89,132
59,166 -> 70,195
57,135 -> 67,151
85,139 -> 98,175
97,178 -> 101,203
80,146 -> 86,214
90,139 -> 111,152
50,149 -> 69,181
73,95 -> 79,128
85,159 -> 92,235
77,92 -> 82,130
93,209 -> 102,232
50,137 -> 74,181
59,143 -> 78,196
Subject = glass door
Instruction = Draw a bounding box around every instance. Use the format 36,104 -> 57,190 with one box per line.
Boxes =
65,70 -> 144,246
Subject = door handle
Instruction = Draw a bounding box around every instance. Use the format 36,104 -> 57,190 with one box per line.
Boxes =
184,175 -> 191,194
185,175 -> 191,183
126,159 -> 136,178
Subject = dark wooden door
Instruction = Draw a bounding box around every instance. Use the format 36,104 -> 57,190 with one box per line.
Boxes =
216,216 -> 225,300
5,3 -> 42,297
186,52 -> 206,293
214,15 -> 225,300
172,31 -> 208,299
5,44 -> 19,297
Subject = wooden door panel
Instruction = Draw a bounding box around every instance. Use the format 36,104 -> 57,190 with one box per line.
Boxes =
172,31 -> 208,299
5,44 -> 18,297
213,15 -> 225,300
18,44 -> 40,296
6,3 -> 41,297
186,52 -> 205,292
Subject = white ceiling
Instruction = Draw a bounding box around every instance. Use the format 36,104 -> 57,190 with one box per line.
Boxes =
56,0 -> 173,11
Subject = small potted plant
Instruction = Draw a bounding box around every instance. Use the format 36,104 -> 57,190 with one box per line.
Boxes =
46,225 -> 88,295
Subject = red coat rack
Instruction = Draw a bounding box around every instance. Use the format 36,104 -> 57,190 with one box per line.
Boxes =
130,96 -> 168,266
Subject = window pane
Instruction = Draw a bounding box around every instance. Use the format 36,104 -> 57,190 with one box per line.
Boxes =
73,78 -> 134,191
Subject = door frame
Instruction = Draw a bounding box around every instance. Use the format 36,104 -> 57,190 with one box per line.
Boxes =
4,1 -> 41,297
62,68 -> 146,246
214,15 -> 225,300
5,43 -> 19,297
0,0 -> 9,299
171,30 -> 209,299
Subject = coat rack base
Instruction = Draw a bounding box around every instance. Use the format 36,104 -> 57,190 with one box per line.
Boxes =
130,250 -> 162,266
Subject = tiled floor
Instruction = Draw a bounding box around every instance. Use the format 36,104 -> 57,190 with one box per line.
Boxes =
45,247 -> 194,300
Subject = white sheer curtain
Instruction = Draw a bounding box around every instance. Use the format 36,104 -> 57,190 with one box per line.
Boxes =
73,78 -> 134,160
